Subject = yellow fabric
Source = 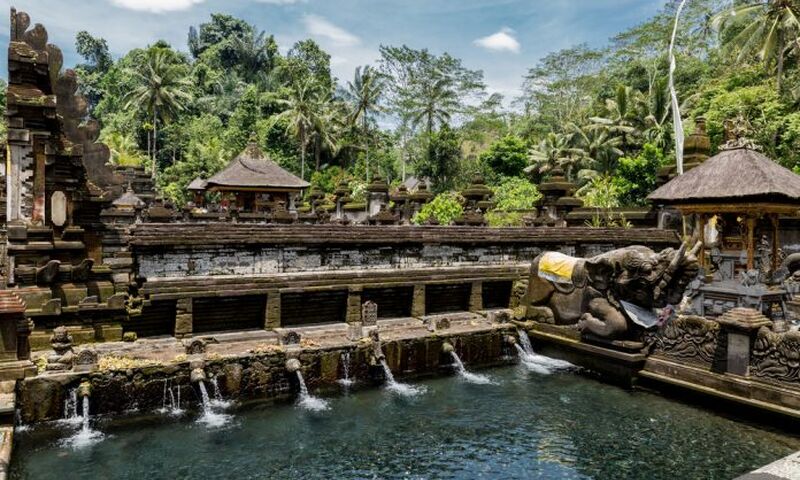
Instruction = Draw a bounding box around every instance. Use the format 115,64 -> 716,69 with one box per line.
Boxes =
538,252 -> 578,284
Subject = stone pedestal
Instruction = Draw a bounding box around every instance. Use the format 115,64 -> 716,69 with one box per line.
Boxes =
469,281 -> 483,311
265,290 -> 281,329
716,308 -> 772,376
411,284 -> 426,317
361,300 -> 377,327
346,287 -> 363,324
174,298 -> 193,338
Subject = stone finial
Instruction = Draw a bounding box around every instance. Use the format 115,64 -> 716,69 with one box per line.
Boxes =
112,184 -> 145,210
717,308 -> 772,332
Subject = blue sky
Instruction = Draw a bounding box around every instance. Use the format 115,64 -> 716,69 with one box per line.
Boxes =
2,0 -> 666,99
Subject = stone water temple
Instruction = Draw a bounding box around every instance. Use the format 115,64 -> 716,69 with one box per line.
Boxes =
1,8 -> 800,479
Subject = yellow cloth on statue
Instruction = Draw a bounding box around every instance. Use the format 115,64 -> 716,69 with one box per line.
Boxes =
538,252 -> 578,284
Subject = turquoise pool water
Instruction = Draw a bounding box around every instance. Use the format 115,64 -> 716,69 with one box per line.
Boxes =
10,364 -> 799,479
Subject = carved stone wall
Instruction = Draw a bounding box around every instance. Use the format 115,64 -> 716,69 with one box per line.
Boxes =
647,315 -> 724,369
751,327 -> 800,385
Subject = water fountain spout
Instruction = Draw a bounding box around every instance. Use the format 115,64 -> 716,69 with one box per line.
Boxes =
190,367 -> 207,384
504,335 -> 517,346
441,342 -> 455,353
77,380 -> 92,399
368,330 -> 385,365
288,359 -> 329,411
285,358 -> 301,373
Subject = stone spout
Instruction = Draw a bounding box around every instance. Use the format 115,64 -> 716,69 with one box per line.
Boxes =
504,335 -> 517,346
441,342 -> 454,354
77,380 -> 92,398
190,368 -> 207,384
285,358 -> 302,373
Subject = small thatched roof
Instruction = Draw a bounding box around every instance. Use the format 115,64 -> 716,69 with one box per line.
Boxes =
206,142 -> 310,191
648,147 -> 800,204
187,177 -> 207,191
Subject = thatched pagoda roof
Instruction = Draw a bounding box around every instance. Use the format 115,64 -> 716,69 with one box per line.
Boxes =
206,142 -> 310,191
187,178 -> 207,191
648,147 -> 800,205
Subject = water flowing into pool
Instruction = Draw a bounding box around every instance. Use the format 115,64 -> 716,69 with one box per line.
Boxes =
195,380 -> 231,428
449,351 -> 495,385
60,395 -> 103,450
338,351 -> 354,388
516,329 -> 575,374
380,359 -> 426,397
11,366 -> 798,479
295,371 -> 330,412
157,378 -> 183,416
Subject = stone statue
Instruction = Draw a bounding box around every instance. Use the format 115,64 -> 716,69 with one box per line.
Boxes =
523,243 -> 700,339
45,326 -> 74,370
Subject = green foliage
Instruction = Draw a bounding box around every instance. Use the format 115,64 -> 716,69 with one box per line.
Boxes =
412,192 -> 464,226
100,130 -> 148,167
479,135 -> 528,180
579,175 -> 621,209
486,211 -> 525,227
612,143 -> 663,206
491,177 -> 542,211
415,125 -> 461,193
309,166 -> 347,195
158,115 -> 228,204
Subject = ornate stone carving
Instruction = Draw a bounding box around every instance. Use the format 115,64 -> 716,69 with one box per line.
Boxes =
750,327 -> 800,385
646,315 -> 721,368
524,242 -> 701,339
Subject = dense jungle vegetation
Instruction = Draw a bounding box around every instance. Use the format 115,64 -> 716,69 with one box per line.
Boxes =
2,0 -> 799,224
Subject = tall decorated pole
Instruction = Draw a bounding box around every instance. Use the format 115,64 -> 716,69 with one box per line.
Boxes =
669,0 -> 688,175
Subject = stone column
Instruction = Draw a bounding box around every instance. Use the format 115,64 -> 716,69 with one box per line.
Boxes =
346,286 -> 363,323
716,308 -> 772,376
411,284 -> 426,317
265,290 -> 281,329
469,281 -> 483,312
174,298 -> 193,338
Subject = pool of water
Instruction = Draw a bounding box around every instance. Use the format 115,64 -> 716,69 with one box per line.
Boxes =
10,365 -> 800,479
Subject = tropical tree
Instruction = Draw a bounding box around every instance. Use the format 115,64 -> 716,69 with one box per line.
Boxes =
589,84 -> 642,154
569,123 -> 624,177
713,0 -> 800,93
272,77 -> 329,179
527,132 -> 582,180
100,130 -> 148,167
342,65 -> 386,181
123,48 -> 192,180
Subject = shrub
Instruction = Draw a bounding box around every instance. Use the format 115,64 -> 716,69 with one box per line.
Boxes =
412,192 -> 464,225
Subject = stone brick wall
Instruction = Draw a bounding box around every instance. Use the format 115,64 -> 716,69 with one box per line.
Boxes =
137,244 -> 544,278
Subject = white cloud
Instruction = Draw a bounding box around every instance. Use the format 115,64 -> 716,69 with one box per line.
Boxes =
109,0 -> 204,13
302,14 -> 360,46
473,27 -> 521,54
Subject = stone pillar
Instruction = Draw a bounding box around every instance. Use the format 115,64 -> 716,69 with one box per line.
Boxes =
411,284 -> 425,317
174,298 -> 193,338
346,287 -> 362,323
469,281 -> 483,311
716,308 -> 772,376
265,290 -> 281,329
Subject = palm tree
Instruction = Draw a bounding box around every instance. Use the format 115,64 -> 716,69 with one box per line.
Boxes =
197,72 -> 246,121
526,132 -> 583,180
589,85 -> 641,153
272,77 -> 330,180
231,30 -> 277,83
569,123 -> 624,176
406,75 -> 460,136
124,49 -> 192,181
713,0 -> 800,93
343,65 -> 386,181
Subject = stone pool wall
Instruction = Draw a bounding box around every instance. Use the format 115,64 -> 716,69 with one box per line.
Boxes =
18,327 -> 515,423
